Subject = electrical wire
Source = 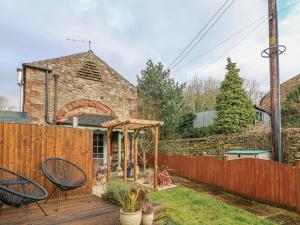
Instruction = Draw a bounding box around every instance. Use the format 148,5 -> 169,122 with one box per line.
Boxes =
167,0 -> 231,69
169,0 -> 236,71
171,0 -> 300,74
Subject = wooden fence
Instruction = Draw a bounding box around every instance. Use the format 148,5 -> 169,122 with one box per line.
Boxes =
0,123 -> 93,198
158,153 -> 300,212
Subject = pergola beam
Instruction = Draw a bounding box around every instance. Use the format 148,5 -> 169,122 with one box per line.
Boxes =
101,118 -> 164,129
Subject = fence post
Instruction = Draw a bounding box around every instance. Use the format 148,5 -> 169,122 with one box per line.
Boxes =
296,160 -> 300,213
224,156 -> 228,189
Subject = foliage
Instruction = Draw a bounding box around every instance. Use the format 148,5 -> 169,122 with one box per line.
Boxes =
187,126 -> 215,138
176,112 -> 216,138
137,60 -> 185,139
103,181 -> 153,213
176,112 -> 196,137
138,130 -> 154,172
102,180 -> 136,206
118,188 -> 141,213
149,187 -> 275,225
282,84 -> 300,128
213,58 -> 256,134
184,76 -> 220,112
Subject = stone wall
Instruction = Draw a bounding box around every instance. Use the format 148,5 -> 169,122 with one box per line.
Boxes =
23,51 -> 138,124
159,128 -> 300,164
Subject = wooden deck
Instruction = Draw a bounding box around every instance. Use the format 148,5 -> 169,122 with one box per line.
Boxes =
0,195 -> 120,225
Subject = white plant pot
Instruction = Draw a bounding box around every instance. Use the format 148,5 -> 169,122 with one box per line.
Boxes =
120,209 -> 142,225
142,212 -> 154,225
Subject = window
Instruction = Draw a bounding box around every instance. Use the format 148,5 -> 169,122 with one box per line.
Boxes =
93,131 -> 104,159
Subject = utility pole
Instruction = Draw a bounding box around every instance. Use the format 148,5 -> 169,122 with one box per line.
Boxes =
266,0 -> 282,162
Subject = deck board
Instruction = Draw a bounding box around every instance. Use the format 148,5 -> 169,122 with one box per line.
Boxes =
0,195 -> 120,225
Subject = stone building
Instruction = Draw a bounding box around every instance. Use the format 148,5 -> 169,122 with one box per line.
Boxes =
19,51 -> 138,169
260,73 -> 300,112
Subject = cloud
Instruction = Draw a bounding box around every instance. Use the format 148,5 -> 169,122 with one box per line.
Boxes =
179,0 -> 300,93
0,0 -> 299,107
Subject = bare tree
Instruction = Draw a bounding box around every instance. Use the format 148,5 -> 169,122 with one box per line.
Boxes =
0,96 -> 16,111
184,75 -> 220,112
137,130 -> 153,172
243,79 -> 265,105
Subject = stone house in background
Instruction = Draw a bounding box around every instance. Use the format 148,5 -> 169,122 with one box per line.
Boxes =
19,50 -> 138,170
260,73 -> 300,112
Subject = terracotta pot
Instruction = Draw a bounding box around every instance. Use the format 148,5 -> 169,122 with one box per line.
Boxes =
142,212 -> 154,225
120,209 -> 142,225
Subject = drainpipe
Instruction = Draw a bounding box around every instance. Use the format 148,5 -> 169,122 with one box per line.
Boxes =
17,68 -> 24,112
53,74 -> 60,123
22,64 -> 52,124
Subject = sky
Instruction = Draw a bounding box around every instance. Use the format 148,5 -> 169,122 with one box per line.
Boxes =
0,0 -> 300,107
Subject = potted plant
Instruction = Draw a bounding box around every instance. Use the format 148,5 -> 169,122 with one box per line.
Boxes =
118,188 -> 142,225
142,200 -> 154,225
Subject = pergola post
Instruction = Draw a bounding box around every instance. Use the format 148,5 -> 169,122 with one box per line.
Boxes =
153,126 -> 159,190
123,126 -> 128,182
132,129 -> 140,182
101,118 -> 163,187
117,131 -> 122,171
106,128 -> 112,182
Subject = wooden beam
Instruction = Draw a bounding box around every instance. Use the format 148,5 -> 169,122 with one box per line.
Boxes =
123,126 -> 128,182
153,126 -> 159,190
106,128 -> 112,182
132,129 -> 140,182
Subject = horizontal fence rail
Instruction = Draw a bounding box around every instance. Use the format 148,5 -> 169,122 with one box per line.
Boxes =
157,153 -> 300,212
0,122 -> 93,198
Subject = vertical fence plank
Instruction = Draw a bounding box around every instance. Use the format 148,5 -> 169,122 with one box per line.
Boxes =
0,123 -> 93,198
296,160 -> 300,212
158,153 -> 298,210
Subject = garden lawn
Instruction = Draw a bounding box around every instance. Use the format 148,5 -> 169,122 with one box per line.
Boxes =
149,187 -> 275,225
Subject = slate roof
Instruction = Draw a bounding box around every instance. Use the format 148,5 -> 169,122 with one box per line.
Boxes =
57,114 -> 114,127
0,111 -> 30,123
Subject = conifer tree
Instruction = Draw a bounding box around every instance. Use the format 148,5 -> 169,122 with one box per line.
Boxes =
213,58 -> 255,134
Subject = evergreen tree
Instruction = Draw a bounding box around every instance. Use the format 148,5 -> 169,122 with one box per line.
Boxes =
213,58 -> 255,134
137,60 -> 185,139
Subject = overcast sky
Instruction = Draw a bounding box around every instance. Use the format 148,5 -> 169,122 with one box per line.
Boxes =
0,0 -> 300,107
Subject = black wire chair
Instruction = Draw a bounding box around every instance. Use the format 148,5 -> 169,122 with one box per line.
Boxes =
42,158 -> 88,211
0,167 -> 48,225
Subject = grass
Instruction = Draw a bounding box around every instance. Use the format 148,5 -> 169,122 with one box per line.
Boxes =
149,187 -> 275,225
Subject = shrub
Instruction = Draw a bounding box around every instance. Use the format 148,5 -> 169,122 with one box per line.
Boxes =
118,188 -> 141,213
102,180 -> 136,206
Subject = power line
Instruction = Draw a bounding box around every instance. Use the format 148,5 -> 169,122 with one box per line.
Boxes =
167,0 -> 231,69
171,0 -> 300,74
172,15 -> 267,73
169,0 -> 236,71
215,19 -> 267,62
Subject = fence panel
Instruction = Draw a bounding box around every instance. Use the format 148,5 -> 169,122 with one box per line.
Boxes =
158,153 -> 299,211
0,122 -> 93,198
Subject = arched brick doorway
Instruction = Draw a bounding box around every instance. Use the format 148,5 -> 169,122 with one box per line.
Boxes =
56,99 -> 116,121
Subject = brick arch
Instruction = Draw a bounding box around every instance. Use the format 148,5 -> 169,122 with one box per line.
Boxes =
57,99 -> 116,119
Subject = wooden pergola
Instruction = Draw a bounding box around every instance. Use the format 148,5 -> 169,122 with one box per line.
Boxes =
101,118 -> 164,189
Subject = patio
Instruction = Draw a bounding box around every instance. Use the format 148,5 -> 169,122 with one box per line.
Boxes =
0,195 -> 119,225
